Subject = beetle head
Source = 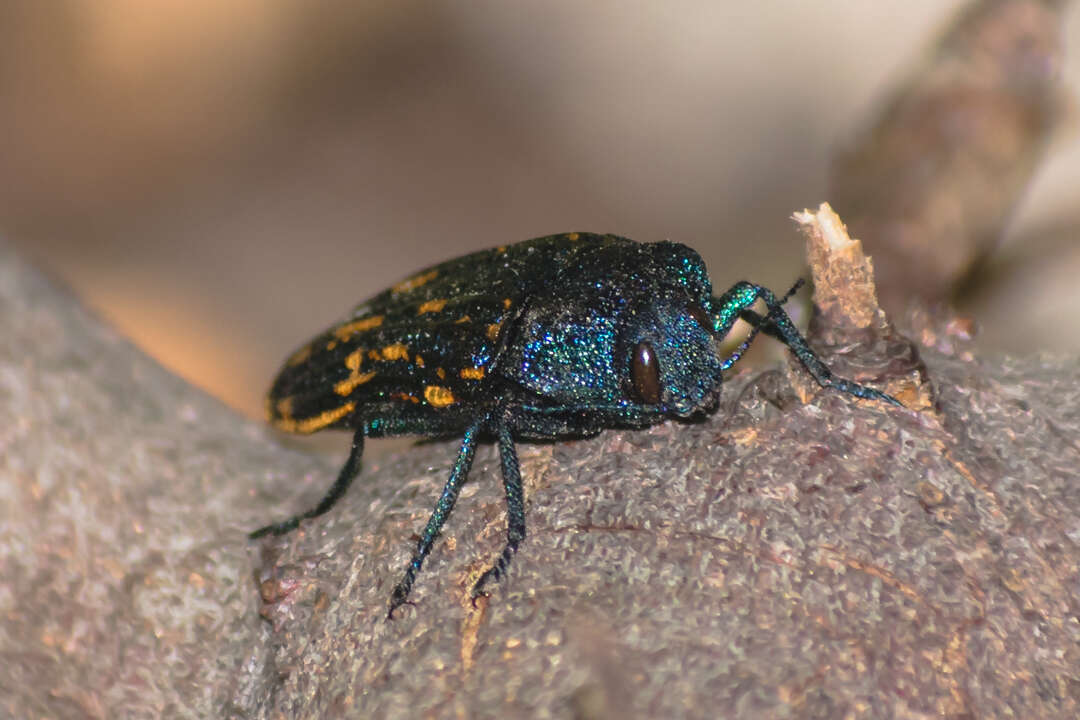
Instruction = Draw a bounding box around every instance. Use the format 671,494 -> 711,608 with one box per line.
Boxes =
619,292 -> 725,417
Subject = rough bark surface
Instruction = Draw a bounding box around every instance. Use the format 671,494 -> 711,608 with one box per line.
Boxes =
2,240 -> 1079,719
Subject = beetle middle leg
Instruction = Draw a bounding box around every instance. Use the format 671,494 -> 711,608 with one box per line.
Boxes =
472,414 -> 525,603
388,419 -> 483,618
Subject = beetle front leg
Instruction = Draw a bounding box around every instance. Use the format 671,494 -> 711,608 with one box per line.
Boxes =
713,281 -> 901,406
710,280 -> 803,371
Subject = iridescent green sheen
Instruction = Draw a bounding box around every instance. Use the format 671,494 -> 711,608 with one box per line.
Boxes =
251,232 -> 900,617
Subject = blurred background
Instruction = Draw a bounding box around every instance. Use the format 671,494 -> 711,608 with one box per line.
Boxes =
0,0 -> 1077,422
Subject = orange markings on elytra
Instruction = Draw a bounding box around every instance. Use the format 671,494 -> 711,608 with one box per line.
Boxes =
272,396 -> 294,421
285,344 -> 312,367
424,385 -> 456,407
378,343 -> 409,361
392,269 -> 438,294
334,348 -> 376,395
272,401 -> 356,434
417,298 -> 448,314
333,315 -> 384,341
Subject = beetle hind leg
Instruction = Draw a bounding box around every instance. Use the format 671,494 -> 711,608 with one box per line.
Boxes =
249,426 -> 365,539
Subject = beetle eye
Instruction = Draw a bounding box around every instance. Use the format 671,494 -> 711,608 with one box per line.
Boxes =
687,304 -> 711,333
630,341 -> 661,405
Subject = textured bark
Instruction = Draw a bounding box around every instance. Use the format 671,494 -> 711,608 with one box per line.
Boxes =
2,239 -> 1079,719
794,203 -> 934,412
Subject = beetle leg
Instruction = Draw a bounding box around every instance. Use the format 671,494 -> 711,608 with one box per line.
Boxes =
715,279 -> 802,371
713,281 -> 901,407
471,414 -> 525,602
249,426 -> 365,539
388,419 -> 483,618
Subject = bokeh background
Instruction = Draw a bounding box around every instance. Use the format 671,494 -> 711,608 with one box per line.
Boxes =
1,1 -> 1077,422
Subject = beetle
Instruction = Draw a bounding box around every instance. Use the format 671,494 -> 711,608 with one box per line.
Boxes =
250,232 -> 900,617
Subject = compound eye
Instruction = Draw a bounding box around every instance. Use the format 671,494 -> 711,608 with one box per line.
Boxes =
630,341 -> 661,405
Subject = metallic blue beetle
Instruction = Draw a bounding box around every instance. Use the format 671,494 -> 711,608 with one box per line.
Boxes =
251,232 -> 899,616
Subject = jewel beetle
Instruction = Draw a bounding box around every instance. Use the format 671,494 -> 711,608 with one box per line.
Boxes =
250,232 -> 901,617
